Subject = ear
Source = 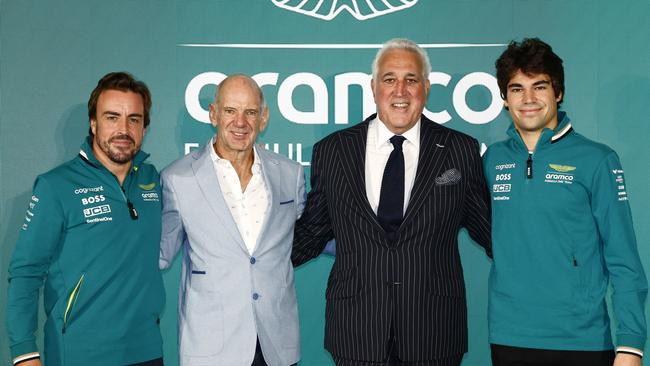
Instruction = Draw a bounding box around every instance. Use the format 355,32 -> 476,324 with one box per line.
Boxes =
208,103 -> 219,128
259,106 -> 270,132
90,118 -> 97,136
556,91 -> 563,102
423,78 -> 431,96
371,78 -> 378,102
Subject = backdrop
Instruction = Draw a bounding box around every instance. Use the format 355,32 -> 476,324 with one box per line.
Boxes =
1,1 -> 649,365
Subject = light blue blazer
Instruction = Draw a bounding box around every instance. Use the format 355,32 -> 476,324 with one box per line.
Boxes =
160,141 -> 305,366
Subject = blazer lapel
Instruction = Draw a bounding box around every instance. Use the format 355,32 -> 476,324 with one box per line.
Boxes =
339,115 -> 384,232
402,116 -> 450,227
191,142 -> 247,250
254,146 -> 279,253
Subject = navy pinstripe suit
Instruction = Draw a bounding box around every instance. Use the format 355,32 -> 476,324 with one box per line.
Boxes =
292,114 -> 492,363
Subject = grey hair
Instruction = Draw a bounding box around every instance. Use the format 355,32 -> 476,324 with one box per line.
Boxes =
215,74 -> 267,112
371,38 -> 431,83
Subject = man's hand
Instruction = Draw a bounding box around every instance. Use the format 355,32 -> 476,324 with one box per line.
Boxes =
16,359 -> 42,366
614,353 -> 643,366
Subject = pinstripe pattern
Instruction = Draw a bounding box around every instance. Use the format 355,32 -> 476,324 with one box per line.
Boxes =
293,114 -> 491,362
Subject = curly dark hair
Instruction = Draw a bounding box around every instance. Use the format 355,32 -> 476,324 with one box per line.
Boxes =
495,38 -> 564,106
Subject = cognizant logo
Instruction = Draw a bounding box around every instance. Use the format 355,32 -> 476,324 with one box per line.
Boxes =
270,0 -> 419,21
185,71 -> 502,126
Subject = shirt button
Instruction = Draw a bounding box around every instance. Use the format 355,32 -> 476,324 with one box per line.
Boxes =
250,257 -> 256,264
252,293 -> 259,300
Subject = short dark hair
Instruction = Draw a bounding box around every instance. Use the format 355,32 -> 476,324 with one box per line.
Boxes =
87,72 -> 152,137
495,38 -> 564,106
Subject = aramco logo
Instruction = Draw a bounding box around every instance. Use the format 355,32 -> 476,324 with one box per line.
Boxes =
270,0 -> 418,21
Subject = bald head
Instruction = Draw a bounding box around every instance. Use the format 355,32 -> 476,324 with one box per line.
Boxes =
215,74 -> 267,113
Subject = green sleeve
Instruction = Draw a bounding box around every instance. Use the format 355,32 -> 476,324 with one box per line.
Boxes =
6,176 -> 64,359
591,152 -> 648,350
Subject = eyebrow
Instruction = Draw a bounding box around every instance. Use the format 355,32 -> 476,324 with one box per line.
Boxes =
381,71 -> 418,78
101,111 -> 143,118
508,80 -> 551,88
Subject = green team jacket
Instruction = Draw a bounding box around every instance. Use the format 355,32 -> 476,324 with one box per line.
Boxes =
483,112 -> 647,351
6,138 -> 165,365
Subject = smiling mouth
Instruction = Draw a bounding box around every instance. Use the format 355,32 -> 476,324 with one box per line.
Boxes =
392,102 -> 409,108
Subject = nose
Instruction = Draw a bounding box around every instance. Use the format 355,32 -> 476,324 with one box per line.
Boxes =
395,79 -> 407,96
522,88 -> 535,103
233,112 -> 248,127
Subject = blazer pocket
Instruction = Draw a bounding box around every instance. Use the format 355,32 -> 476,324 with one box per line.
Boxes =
279,199 -> 294,206
326,267 -> 360,300
181,287 -> 224,357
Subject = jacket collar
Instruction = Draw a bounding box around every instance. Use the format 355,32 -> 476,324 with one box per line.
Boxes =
507,111 -> 573,150
78,136 -> 150,171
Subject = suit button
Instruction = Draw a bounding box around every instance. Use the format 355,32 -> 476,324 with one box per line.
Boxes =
250,257 -> 256,264
252,293 -> 259,300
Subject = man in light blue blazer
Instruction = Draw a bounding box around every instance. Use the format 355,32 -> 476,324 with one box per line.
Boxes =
160,74 -> 304,366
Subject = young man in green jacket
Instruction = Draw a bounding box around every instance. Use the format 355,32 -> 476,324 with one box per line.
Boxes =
6,72 -> 165,366
484,38 -> 647,366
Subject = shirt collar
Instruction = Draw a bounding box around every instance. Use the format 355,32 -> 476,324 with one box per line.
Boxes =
373,116 -> 421,149
209,136 -> 262,173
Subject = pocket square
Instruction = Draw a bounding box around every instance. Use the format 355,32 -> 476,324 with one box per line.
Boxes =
435,168 -> 461,185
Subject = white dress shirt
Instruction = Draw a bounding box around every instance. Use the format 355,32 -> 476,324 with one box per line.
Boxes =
210,139 -> 269,254
365,117 -> 420,215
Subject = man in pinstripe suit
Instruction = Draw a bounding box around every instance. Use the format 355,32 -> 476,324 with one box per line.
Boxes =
292,38 -> 492,366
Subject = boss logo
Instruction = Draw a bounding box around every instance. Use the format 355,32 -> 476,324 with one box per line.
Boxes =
81,195 -> 106,205
493,184 -> 511,193
495,173 -> 511,181
83,204 -> 111,218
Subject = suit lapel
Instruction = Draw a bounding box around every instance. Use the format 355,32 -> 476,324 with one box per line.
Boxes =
191,142 -> 247,250
339,115 -> 384,232
402,116 -> 450,227
254,146 -> 279,253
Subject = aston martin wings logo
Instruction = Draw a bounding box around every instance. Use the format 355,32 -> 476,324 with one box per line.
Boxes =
549,164 -> 576,173
271,0 -> 419,21
138,182 -> 157,191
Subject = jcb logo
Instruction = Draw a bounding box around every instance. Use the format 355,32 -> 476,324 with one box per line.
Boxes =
81,195 -> 105,205
493,184 -> 511,193
83,204 -> 111,218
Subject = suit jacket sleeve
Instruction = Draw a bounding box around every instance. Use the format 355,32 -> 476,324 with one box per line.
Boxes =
159,170 -> 186,270
292,141 -> 335,266
461,138 -> 492,257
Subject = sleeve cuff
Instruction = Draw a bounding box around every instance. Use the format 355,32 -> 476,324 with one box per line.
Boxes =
617,334 -> 646,351
616,346 -> 643,358
13,352 -> 40,365
10,339 -> 38,361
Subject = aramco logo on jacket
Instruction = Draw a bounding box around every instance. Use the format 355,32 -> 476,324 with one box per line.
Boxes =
270,0 -> 418,21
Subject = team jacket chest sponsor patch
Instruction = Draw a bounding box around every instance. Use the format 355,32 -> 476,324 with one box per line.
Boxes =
492,162 -> 515,200
139,182 -> 160,202
544,164 -> 576,184
70,185 -> 114,223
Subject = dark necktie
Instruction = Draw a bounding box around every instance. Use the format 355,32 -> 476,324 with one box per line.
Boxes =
377,135 -> 406,241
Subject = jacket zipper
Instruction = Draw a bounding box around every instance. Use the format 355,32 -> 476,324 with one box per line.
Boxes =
526,152 -> 533,179
62,274 -> 85,334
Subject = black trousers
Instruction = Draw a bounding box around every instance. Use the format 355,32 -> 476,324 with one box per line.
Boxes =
128,358 -> 164,366
334,328 -> 462,366
252,337 -> 298,366
491,344 -> 615,366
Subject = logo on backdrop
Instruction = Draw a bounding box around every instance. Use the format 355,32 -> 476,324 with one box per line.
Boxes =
270,0 -> 419,21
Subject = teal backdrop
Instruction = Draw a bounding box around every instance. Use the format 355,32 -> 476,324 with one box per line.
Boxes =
1,1 -> 649,365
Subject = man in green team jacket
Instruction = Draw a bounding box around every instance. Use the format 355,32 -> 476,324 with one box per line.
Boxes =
484,38 -> 647,366
6,72 -> 165,366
